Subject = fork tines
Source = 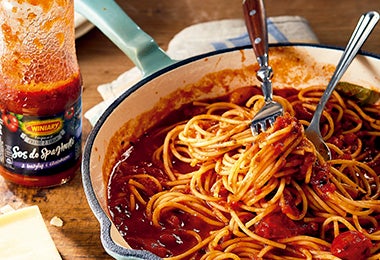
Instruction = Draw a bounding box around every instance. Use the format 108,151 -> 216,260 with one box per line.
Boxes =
250,103 -> 283,135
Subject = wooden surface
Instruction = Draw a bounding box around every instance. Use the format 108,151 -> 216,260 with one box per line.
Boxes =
1,1 -> 379,259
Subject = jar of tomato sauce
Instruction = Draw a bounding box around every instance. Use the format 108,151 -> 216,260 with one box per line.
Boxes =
0,0 -> 82,187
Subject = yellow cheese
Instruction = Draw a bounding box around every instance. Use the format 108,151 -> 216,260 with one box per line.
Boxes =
0,205 -> 61,260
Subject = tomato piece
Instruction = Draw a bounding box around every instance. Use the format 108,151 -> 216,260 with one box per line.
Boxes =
2,113 -> 19,132
331,231 -> 372,260
254,211 -> 318,239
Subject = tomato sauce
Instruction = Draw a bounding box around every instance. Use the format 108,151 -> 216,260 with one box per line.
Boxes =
1,76 -> 82,116
108,104 -> 214,258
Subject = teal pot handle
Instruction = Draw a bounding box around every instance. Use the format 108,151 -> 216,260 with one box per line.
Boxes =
74,0 -> 176,77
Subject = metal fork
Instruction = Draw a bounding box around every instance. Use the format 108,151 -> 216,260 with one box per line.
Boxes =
243,0 -> 284,135
305,11 -> 379,160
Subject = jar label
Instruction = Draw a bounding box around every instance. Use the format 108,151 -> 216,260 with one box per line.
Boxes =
0,99 -> 82,176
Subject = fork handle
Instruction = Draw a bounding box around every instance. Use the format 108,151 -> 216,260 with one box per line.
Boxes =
243,0 -> 268,66
309,11 -> 379,129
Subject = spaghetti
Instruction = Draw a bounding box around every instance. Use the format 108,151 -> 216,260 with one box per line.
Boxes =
107,85 -> 380,260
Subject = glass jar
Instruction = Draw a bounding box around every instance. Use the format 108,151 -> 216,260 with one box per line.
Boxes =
0,0 -> 82,187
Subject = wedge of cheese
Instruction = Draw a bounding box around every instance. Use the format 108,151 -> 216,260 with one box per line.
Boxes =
0,205 -> 61,260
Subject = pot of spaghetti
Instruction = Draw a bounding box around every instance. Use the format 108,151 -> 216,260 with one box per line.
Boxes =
82,43 -> 380,260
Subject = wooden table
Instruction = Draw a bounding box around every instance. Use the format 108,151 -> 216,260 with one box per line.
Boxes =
1,0 -> 379,259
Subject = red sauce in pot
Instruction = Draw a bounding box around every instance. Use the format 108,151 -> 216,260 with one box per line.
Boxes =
107,103 -> 215,258
107,86 -> 380,259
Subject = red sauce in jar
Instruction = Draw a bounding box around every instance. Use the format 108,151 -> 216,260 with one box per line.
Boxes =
0,1 -> 82,187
